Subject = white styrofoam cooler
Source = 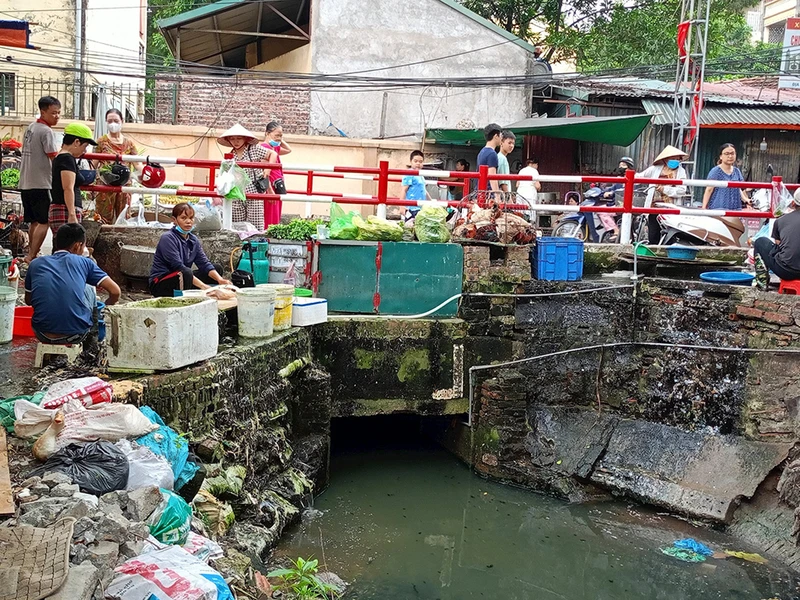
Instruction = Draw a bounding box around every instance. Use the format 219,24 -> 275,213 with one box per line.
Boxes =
107,297 -> 219,372
291,297 -> 328,326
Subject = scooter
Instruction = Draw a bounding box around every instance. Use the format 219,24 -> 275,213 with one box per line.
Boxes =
553,187 -> 618,242
655,205 -> 746,246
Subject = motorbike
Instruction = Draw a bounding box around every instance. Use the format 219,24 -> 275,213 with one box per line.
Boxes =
553,187 -> 619,242
656,209 -> 747,246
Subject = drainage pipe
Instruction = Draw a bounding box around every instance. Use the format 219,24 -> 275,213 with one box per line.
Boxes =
467,341 -> 800,426
326,284 -> 636,321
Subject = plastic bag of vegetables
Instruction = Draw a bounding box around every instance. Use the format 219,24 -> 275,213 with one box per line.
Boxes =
414,202 -> 451,243
354,215 -> 404,241
329,203 -> 359,240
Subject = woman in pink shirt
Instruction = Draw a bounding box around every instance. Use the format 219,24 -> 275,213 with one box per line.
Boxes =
261,121 -> 292,226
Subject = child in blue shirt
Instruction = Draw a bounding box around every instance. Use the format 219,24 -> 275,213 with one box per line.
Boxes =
402,150 -> 433,224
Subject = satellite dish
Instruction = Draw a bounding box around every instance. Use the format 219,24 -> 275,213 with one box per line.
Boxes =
531,61 -> 553,92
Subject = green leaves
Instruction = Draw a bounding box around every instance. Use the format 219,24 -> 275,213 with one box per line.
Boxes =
266,556 -> 341,599
266,219 -> 323,241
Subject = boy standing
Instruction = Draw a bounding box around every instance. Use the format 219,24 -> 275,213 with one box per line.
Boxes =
25,223 -> 120,344
402,150 -> 433,201
498,131 -> 515,193
20,96 -> 61,264
477,123 -> 502,192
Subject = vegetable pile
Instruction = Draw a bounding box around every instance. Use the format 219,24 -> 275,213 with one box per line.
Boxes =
266,218 -> 323,240
1,168 -> 19,189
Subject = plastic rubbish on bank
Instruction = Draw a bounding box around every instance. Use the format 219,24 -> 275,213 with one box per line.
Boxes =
32,410 -> 65,461
193,200 -> 222,232
0,392 -> 44,433
414,203 -> 451,243
724,550 -> 768,564
660,546 -> 707,563
105,545 -> 233,600
147,488 -> 193,545
353,215 -> 404,241
329,203 -> 358,240
30,440 -> 130,495
193,489 -> 235,537
183,531 -> 225,563
135,406 -> 199,491
673,538 -> 713,557
40,376 -> 113,410
13,400 -> 159,448
117,439 -> 175,491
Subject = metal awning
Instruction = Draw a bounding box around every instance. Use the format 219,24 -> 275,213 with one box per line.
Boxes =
158,0 -> 309,68
427,114 -> 653,146
642,99 -> 800,129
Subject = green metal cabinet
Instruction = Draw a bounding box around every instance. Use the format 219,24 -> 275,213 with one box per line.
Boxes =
315,240 -> 463,316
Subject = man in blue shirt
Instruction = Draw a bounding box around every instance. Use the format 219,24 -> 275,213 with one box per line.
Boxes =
477,123 -> 502,192
25,223 -> 120,344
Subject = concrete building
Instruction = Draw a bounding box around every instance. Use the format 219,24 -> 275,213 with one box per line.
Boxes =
750,0 -> 796,43
0,0 -> 147,120
156,0 -> 543,139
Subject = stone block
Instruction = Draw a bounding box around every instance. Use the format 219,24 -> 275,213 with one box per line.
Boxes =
86,541 -> 120,570
41,472 -> 73,487
48,562 -> 99,600
126,486 -> 162,522
50,483 -> 80,497
590,419 -> 792,522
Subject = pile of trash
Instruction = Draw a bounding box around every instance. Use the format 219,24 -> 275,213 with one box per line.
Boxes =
660,538 -> 768,565
0,376 -> 319,600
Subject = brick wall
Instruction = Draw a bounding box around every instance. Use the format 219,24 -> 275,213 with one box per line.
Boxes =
154,75 -> 311,134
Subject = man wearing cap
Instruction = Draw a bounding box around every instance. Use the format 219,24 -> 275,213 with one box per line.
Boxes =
48,122 -> 97,235
753,190 -> 800,290
20,95 -> 61,264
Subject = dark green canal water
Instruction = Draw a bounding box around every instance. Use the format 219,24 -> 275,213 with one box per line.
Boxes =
274,419 -> 800,600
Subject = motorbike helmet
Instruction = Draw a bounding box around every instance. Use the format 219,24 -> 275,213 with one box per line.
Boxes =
140,158 -> 166,189
619,156 -> 635,170
584,187 -> 604,199
99,161 -> 131,187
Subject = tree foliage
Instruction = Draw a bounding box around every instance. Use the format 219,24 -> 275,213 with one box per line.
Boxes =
462,0 -> 781,76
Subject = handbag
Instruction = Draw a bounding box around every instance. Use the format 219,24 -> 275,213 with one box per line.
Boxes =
230,242 -> 256,288
272,178 -> 286,195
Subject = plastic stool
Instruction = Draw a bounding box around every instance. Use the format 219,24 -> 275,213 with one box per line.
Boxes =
779,279 -> 800,295
34,342 -> 82,368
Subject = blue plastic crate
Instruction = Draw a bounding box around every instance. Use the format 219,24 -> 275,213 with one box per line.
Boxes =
532,237 -> 584,281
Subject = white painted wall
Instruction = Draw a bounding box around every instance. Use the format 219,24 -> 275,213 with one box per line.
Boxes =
308,0 -> 533,139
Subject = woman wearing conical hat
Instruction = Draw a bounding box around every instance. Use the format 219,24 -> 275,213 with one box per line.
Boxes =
637,145 -> 689,244
217,123 -> 278,231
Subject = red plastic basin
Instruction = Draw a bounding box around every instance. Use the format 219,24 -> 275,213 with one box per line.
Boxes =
13,305 -> 34,337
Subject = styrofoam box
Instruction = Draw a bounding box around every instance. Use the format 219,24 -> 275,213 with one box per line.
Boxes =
292,297 -> 328,326
268,241 -> 308,258
107,297 -> 219,372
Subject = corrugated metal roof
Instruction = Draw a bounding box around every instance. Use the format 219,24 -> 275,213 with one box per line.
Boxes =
642,98 -> 800,127
555,77 -> 800,107
158,0 -> 309,68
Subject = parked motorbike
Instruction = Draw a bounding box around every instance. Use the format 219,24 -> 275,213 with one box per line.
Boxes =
656,208 -> 747,246
553,187 -> 619,242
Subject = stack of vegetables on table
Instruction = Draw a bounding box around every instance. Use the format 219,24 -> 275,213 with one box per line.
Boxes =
265,218 -> 323,241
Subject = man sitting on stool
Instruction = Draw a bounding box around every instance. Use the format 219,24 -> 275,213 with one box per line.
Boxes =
24,223 -> 120,344
754,189 -> 800,291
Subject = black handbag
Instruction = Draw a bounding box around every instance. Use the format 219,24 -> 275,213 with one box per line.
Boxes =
272,178 -> 286,195
231,242 -> 256,288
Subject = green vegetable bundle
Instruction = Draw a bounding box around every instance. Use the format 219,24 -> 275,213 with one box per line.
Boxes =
1,168 -> 19,189
354,215 -> 404,241
266,218 -> 323,240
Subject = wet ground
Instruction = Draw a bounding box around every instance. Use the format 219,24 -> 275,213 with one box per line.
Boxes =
274,418 -> 800,600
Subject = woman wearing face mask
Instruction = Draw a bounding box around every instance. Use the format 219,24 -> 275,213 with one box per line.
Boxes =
637,146 -> 688,244
702,144 -> 749,210
149,203 -> 230,297
260,121 -> 292,227
94,108 -> 139,223
217,124 -> 271,231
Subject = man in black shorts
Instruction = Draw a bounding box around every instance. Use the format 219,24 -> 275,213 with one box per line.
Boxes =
20,95 -> 60,263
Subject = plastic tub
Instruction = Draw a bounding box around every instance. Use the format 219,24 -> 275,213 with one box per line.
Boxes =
0,285 -> 16,343
237,287 -> 276,338
292,297 -> 328,326
294,288 -> 313,297
13,305 -> 34,337
700,271 -> 755,286
666,245 -> 700,260
257,283 -> 294,331
635,244 -> 657,257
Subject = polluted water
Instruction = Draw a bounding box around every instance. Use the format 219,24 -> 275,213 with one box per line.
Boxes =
273,432 -> 800,600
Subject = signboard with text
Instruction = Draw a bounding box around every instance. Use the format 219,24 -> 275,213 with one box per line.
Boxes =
779,17 -> 800,89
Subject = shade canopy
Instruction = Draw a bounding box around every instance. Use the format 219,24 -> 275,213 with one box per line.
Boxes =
427,114 -> 653,146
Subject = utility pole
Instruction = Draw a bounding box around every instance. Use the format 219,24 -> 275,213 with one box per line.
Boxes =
672,0 -> 711,177
78,0 -> 88,120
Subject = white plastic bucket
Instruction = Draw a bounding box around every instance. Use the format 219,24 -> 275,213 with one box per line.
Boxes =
237,287 -> 277,338
256,283 -> 294,331
0,286 -> 16,343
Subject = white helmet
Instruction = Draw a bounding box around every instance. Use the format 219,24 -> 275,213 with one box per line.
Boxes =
793,187 -> 800,206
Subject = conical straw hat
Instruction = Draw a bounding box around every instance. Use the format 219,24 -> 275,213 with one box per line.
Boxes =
217,123 -> 260,147
653,145 -> 688,164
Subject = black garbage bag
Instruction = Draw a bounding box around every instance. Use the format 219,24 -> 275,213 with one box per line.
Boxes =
30,440 -> 129,496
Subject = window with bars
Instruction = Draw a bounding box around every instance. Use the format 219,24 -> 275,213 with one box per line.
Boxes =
768,22 -> 786,44
0,73 -> 15,111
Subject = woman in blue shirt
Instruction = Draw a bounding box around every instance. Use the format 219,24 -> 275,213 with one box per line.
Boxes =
702,144 -> 749,210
